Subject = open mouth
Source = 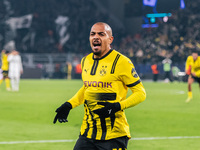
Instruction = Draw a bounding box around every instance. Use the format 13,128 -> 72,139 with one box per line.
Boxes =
92,41 -> 102,49
93,43 -> 101,47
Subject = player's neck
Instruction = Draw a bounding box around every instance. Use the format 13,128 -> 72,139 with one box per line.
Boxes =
93,49 -> 112,60
94,49 -> 110,59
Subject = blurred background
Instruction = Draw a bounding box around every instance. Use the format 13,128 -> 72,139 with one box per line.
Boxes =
0,0 -> 199,80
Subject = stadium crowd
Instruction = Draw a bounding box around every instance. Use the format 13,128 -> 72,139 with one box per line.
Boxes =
118,0 -> 200,65
0,0 -> 200,68
0,0 -> 124,54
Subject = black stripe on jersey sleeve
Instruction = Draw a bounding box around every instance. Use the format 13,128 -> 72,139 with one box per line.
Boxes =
126,79 -> 141,87
110,54 -> 121,74
81,56 -> 86,69
90,60 -> 99,75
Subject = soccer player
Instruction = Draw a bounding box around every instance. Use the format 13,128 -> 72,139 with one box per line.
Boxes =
0,69 -> 3,80
185,50 -> 200,103
7,50 -> 23,91
0,50 -> 11,91
53,22 -> 146,150
162,56 -> 173,82
151,61 -> 159,82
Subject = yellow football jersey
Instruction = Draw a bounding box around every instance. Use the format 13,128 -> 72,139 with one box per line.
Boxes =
68,49 -> 146,140
185,56 -> 200,77
1,52 -> 9,71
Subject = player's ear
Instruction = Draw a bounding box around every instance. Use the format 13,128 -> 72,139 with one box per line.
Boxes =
109,36 -> 114,45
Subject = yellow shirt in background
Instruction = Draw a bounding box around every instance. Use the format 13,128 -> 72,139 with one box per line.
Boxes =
185,56 -> 200,77
1,53 -> 9,71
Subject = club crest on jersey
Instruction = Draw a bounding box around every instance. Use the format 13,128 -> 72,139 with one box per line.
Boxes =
99,66 -> 107,76
131,68 -> 138,78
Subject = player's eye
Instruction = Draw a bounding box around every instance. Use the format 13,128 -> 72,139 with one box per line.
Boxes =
99,33 -> 105,36
90,32 -> 95,36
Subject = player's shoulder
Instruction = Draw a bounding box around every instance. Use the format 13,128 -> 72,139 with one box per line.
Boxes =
2,53 -> 6,57
197,56 -> 200,62
81,53 -> 93,68
112,49 -> 133,64
187,56 -> 193,60
81,53 -> 92,61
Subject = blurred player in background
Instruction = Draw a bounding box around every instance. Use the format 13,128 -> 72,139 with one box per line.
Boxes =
172,65 -> 180,81
162,56 -> 173,83
0,69 -> 3,81
185,50 -> 200,102
63,61 -> 72,79
151,60 -> 159,82
7,50 -> 23,91
0,50 -> 11,91
53,22 -> 146,150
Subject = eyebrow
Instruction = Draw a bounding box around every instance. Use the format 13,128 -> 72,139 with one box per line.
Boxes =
90,32 -> 105,34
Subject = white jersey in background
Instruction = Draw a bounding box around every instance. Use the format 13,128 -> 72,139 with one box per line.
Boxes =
7,52 -> 23,91
0,69 -> 3,80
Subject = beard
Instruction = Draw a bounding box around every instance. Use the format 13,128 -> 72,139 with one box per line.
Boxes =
93,50 -> 101,56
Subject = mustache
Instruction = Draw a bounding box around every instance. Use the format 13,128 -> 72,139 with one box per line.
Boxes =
93,38 -> 101,43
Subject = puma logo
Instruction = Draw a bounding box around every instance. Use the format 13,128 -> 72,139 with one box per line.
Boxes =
84,69 -> 89,73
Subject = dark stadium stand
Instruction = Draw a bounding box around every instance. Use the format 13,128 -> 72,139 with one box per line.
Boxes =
0,0 -> 200,79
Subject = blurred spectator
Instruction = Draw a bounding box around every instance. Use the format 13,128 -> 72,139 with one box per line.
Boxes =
41,64 -> 49,79
162,56 -> 173,82
172,65 -> 180,81
151,61 -> 159,82
63,61 -> 72,79
53,63 -> 63,78
74,63 -> 82,79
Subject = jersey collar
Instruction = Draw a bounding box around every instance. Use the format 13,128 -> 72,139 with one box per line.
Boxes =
92,49 -> 113,60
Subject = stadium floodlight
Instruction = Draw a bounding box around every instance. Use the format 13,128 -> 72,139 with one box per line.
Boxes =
146,13 -> 172,18
180,0 -> 185,9
142,24 -> 158,28
143,0 -> 157,7
150,17 -> 156,23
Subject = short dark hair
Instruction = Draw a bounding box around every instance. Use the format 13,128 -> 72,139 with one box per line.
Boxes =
5,50 -> 10,54
192,49 -> 199,54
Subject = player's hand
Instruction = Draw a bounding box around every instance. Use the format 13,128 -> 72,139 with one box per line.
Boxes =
93,102 -> 121,118
53,102 -> 72,124
191,73 -> 196,77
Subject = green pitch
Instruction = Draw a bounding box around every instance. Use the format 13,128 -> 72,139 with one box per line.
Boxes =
0,79 -> 200,150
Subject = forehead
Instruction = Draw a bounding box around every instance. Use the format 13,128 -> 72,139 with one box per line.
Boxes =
192,52 -> 198,55
90,24 -> 107,33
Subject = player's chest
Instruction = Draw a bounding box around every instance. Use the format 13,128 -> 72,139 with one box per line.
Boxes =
82,60 -> 118,81
193,59 -> 200,71
192,59 -> 200,67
